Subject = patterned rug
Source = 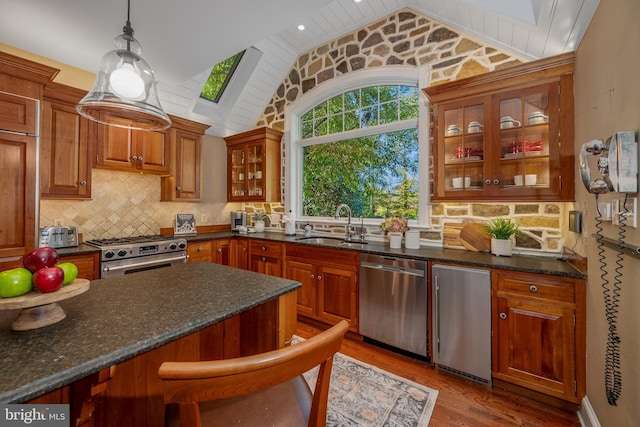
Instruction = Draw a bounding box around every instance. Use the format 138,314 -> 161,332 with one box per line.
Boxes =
293,336 -> 438,426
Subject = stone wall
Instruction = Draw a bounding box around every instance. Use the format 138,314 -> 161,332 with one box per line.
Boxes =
257,8 -> 523,131
247,8 -> 565,255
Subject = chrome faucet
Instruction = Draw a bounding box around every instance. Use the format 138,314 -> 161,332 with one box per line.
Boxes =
334,203 -> 353,241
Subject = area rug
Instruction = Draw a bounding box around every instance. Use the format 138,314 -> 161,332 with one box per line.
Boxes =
293,336 -> 438,426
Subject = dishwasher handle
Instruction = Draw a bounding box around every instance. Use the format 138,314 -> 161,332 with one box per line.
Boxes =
360,261 -> 425,277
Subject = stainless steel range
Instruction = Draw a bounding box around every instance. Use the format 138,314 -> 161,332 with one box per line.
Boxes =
85,235 -> 188,278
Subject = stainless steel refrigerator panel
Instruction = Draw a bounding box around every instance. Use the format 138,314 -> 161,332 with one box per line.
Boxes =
432,264 -> 491,384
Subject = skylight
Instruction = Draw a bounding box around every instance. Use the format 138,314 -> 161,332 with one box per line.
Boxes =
200,51 -> 245,103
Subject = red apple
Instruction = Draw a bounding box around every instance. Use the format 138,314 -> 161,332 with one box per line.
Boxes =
23,247 -> 59,273
32,266 -> 64,293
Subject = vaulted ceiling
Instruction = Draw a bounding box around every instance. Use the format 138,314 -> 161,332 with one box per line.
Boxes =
1,0 -> 599,137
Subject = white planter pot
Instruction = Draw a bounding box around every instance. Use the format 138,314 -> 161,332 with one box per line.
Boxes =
404,230 -> 420,249
388,232 -> 403,249
254,220 -> 265,233
491,238 -> 513,256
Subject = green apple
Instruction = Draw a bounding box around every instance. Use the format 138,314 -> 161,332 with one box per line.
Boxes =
0,268 -> 33,298
55,262 -> 79,285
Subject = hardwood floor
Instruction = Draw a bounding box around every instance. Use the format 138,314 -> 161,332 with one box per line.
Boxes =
296,321 -> 581,427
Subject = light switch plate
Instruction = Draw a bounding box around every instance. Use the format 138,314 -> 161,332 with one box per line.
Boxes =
568,211 -> 582,233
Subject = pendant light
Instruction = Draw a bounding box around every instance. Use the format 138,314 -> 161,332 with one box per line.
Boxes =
76,0 -> 171,130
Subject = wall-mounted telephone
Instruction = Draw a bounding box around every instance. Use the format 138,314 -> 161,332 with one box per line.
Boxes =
581,130 -> 638,406
579,130 -> 638,194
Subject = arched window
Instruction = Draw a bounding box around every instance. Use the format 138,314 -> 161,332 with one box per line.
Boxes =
285,69 -> 430,228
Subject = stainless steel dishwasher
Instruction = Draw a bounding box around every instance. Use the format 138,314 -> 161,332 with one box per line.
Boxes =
432,264 -> 491,385
359,254 -> 428,358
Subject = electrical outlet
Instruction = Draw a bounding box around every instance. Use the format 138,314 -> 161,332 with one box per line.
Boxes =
598,203 -> 612,221
54,218 -> 63,226
200,214 -> 208,223
612,197 -> 637,228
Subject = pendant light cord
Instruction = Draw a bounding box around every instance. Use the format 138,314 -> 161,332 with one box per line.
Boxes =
122,0 -> 134,50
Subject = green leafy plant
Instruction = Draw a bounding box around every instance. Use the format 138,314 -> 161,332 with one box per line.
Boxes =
252,210 -> 268,221
485,217 -> 519,240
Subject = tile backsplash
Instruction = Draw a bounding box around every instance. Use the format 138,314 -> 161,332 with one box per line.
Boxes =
40,170 -> 237,240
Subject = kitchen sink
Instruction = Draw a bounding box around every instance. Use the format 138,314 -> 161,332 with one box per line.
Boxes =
295,236 -> 368,248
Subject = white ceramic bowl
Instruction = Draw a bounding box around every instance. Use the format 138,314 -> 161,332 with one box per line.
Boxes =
525,174 -> 537,185
452,177 -> 471,188
513,175 -> 523,186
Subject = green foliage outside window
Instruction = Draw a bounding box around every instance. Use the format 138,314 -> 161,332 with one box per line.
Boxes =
200,51 -> 245,103
300,84 -> 420,220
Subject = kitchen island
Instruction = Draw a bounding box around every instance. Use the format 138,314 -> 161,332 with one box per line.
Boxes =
0,262 -> 300,425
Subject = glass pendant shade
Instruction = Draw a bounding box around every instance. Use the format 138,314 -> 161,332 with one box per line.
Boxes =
77,33 -> 171,131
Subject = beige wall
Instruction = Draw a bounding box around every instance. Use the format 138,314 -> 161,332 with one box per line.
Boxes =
574,0 -> 640,425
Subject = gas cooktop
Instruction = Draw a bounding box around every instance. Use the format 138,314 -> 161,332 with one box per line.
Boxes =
85,235 -> 181,248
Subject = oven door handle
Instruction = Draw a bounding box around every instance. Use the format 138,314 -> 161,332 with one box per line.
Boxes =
102,255 -> 188,273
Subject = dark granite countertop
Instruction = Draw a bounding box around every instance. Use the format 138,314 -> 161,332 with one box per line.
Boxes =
0,262 -> 300,403
185,231 -> 586,279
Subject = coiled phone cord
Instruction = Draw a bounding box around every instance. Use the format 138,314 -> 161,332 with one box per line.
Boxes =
595,193 -> 624,405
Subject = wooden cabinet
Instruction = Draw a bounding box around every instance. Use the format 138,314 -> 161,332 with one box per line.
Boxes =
95,123 -> 170,175
285,244 -> 358,330
492,269 -> 586,403
249,240 -> 283,277
161,117 -> 209,201
187,241 -> 213,263
0,52 -> 57,268
187,239 -> 233,265
224,127 -> 282,202
424,52 -> 574,201
40,82 -> 94,199
234,238 -> 249,270
58,252 -> 100,280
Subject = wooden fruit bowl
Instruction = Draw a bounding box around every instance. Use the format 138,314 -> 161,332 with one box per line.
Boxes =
0,279 -> 90,331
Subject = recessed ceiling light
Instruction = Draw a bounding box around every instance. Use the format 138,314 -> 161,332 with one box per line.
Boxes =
298,24 -> 305,31
354,0 -> 363,3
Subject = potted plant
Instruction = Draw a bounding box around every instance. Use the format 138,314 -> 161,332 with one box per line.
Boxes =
485,217 -> 519,256
382,217 -> 408,249
252,210 -> 268,233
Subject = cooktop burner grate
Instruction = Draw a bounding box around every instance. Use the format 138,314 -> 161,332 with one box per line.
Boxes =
85,235 -> 178,247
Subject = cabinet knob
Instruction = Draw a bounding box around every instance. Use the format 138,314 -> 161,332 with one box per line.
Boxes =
485,179 -> 492,185
529,285 -> 538,292
138,156 -> 143,163
493,179 -> 500,185
176,186 -> 182,191
242,247 -> 247,252
262,256 -> 266,261
132,156 -> 138,161
261,246 -> 267,251
80,180 -> 87,186
197,247 -> 203,252
317,275 -> 322,281
499,312 -> 507,319
310,274 -> 315,279
217,248 -> 222,253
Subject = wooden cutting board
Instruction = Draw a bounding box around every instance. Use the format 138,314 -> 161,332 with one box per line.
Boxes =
459,223 -> 492,252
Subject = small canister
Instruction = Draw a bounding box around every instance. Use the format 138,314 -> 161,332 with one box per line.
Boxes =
304,224 -> 312,237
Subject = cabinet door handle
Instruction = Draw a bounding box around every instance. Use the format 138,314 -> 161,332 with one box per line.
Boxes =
80,180 -> 87,186
217,248 -> 222,253
262,256 -> 266,261
138,156 -> 143,163
132,156 -> 138,161
176,186 -> 182,191
317,275 -> 322,281
261,246 -> 267,251
485,179 -> 492,185
499,312 -> 507,319
493,179 -> 500,185
242,247 -> 247,252
310,274 -> 315,279
197,247 -> 203,252
529,285 -> 538,292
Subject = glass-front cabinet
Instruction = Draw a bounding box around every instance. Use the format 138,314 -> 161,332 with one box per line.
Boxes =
426,53 -> 575,201
225,127 -> 283,202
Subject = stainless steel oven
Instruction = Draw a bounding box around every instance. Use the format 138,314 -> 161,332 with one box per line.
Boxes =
85,235 -> 188,278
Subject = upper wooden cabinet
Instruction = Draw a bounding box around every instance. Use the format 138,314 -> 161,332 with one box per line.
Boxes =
161,117 -> 209,202
224,127 -> 282,202
424,52 -> 575,201
95,122 -> 171,175
40,82 -> 94,199
0,92 -> 38,135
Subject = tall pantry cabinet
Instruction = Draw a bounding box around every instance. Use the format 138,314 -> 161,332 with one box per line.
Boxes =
0,52 -> 58,269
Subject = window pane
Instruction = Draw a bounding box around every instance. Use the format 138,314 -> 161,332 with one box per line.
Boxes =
361,87 -> 379,107
301,120 -> 314,139
302,129 -> 418,219
314,117 -> 328,136
329,114 -> 343,134
360,106 -> 378,127
200,51 -> 245,103
344,110 -> 359,131
328,95 -> 343,115
301,110 -> 313,122
344,90 -> 360,110
313,103 -> 328,119
379,100 -> 399,124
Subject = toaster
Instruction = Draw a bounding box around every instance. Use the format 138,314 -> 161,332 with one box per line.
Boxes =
39,226 -> 78,248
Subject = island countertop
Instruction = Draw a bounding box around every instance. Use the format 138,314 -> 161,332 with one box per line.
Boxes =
0,262 -> 300,403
